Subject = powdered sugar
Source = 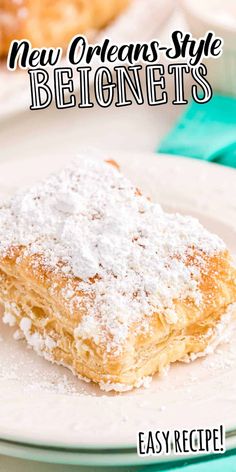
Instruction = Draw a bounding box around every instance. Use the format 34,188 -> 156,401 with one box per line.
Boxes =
20,317 -> 32,333
2,311 -> 16,327
18,315 -> 57,354
100,375 -> 152,392
0,157 -> 226,354
2,302 -> 18,327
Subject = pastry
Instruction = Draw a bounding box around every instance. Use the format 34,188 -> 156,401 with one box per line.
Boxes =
0,157 -> 236,391
0,0 -> 130,57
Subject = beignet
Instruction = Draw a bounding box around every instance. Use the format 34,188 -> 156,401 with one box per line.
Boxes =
0,157 -> 236,391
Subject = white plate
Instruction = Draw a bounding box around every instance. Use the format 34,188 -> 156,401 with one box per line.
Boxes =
0,0 -> 174,120
0,152 -> 236,465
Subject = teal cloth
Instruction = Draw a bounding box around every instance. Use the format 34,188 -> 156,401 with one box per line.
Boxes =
140,451 -> 236,472
158,95 -> 236,168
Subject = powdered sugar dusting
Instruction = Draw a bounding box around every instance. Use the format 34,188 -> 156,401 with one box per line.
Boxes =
2,302 -> 18,327
100,375 -> 152,392
18,316 -> 57,354
0,157 -> 226,354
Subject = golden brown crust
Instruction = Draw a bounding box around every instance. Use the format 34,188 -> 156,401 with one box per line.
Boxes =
0,0 -> 130,56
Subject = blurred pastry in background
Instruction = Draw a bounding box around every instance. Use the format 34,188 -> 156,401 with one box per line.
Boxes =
0,0 -> 131,57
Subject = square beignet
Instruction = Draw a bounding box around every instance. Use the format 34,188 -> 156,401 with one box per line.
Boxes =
0,158 -> 236,391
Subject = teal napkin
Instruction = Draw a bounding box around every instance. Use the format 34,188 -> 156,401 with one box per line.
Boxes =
158,95 -> 236,168
140,454 -> 236,471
